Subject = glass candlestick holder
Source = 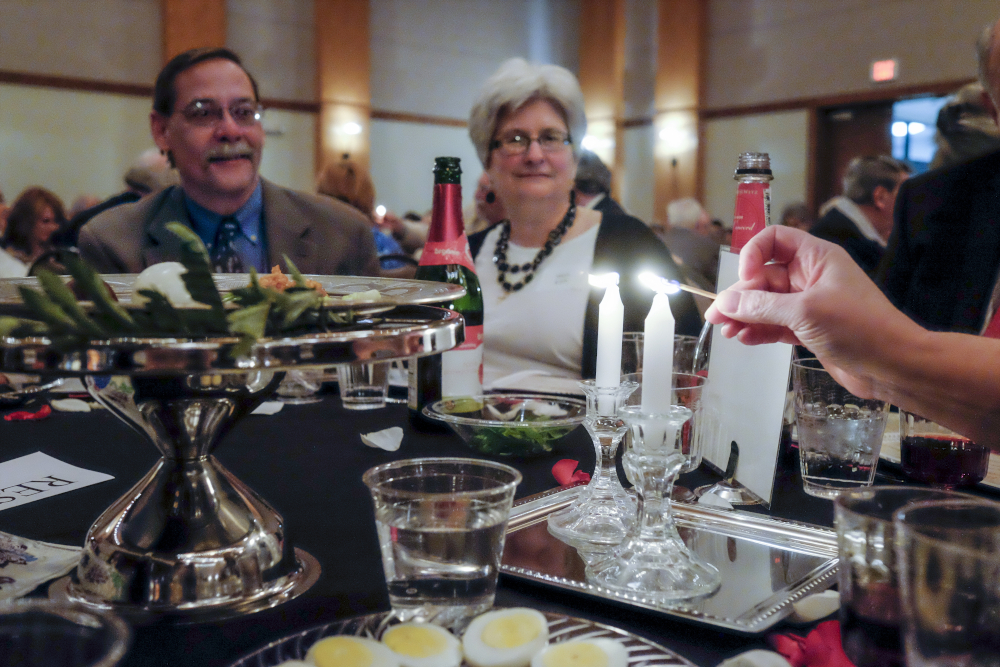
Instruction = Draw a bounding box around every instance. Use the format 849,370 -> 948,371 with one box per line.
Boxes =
587,405 -> 722,602
547,380 -> 638,554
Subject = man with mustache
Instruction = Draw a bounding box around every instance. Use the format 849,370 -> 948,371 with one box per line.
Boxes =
79,47 -> 379,277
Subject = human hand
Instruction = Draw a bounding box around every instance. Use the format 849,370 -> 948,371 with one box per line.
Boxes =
705,226 -> 915,395
378,211 -> 405,237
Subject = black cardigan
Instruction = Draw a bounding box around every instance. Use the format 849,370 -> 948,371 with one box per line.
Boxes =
469,212 -> 702,379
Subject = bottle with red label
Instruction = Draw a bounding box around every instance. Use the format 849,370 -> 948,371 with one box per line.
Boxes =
729,152 -> 773,252
408,157 -> 485,428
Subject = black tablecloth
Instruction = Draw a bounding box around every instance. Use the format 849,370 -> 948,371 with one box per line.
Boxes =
2,394 -> 992,666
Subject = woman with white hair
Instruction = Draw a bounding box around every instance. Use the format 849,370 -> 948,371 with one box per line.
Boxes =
467,58 -> 700,387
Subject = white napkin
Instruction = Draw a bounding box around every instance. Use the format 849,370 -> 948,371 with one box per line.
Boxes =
790,590 -> 840,623
362,427 -> 403,451
717,650 -> 793,667
252,401 -> 284,415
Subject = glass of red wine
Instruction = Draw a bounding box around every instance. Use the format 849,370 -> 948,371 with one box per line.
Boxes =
899,410 -> 990,487
834,486 -> 976,667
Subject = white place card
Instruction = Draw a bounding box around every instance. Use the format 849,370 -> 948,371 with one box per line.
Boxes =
0,452 -> 113,512
704,250 -> 793,506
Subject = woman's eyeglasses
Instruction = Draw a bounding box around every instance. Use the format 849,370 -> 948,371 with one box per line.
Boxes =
178,100 -> 264,127
490,129 -> 571,156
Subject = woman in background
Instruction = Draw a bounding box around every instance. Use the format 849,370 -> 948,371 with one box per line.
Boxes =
466,58 -> 700,387
3,187 -> 64,273
316,159 -> 415,277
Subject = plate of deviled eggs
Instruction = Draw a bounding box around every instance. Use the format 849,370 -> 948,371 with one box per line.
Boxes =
229,607 -> 695,667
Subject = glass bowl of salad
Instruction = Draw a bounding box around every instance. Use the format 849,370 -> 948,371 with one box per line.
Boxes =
423,393 -> 586,457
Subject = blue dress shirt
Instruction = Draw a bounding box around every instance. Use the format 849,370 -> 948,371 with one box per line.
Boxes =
185,182 -> 268,273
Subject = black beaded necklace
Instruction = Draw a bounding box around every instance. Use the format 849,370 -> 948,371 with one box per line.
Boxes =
493,195 -> 577,293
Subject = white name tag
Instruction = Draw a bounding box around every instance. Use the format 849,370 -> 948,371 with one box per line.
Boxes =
0,452 -> 114,511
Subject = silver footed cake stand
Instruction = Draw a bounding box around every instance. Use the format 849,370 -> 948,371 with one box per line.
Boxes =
0,275 -> 465,621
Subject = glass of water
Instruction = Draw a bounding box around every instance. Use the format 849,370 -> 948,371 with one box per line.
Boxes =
0,599 -> 130,667
362,457 -> 521,630
792,358 -> 889,498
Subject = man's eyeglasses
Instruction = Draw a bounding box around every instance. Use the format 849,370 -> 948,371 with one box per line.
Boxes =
490,129 -> 571,156
178,100 -> 263,127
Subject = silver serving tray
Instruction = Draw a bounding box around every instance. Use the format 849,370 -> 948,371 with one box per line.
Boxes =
501,487 -> 838,635
0,304 -> 463,375
228,610 -> 696,667
0,274 -> 465,313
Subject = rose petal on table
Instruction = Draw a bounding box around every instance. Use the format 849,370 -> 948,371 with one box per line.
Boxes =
769,621 -> 852,667
716,649 -> 793,667
4,404 -> 52,421
552,459 -> 590,486
50,398 -> 92,413
251,401 -> 284,415
362,427 -> 403,451
790,590 -> 839,624
698,492 -> 734,510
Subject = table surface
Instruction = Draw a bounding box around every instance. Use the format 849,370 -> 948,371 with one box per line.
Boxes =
3,391 -> 997,667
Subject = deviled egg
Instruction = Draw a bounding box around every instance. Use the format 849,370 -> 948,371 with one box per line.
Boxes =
529,638 -> 628,667
306,635 -> 401,667
462,607 -> 549,667
381,622 -> 462,667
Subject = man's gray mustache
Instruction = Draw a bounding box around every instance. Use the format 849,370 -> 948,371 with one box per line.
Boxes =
205,143 -> 254,161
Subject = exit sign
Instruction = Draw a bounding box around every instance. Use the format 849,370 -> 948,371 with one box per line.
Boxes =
871,59 -> 898,82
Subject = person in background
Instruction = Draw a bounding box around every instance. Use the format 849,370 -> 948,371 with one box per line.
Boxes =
79,47 -> 377,276
0,188 -> 9,238
811,155 -> 910,276
706,225 -> 1000,452
67,195 -> 101,221
53,149 -> 180,249
3,186 -> 65,270
780,202 -> 814,232
464,172 -> 506,236
315,158 -> 414,276
466,57 -> 700,386
928,82 -> 1000,171
659,197 -> 720,288
878,17 -> 1000,334
572,150 -> 628,218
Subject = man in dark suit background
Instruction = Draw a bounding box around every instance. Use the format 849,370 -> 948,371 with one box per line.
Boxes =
811,155 -> 910,276
878,17 -> 1000,334
80,47 -> 378,277
572,149 -> 628,218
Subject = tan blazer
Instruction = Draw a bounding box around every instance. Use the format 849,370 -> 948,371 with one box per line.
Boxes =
78,179 -> 380,277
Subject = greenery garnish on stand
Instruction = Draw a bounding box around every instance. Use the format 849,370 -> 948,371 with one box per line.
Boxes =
0,223 -> 358,357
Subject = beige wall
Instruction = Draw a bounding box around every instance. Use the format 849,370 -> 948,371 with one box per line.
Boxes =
0,0 -> 996,219
703,110 -> 810,226
705,0 -> 997,109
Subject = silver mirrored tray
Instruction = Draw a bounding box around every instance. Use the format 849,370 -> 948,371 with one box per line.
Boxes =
501,487 -> 838,635
227,610 -> 696,667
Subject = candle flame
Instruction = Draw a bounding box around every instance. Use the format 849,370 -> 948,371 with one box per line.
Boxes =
588,272 -> 620,288
638,271 -> 681,295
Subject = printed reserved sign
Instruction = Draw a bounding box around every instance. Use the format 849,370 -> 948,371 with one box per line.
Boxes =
0,452 -> 114,511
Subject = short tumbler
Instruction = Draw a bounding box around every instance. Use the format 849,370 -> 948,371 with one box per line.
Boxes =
792,358 -> 889,498
363,457 -> 521,630
834,486 -> 971,667
899,409 -> 990,487
337,361 -> 389,410
896,498 -> 1000,667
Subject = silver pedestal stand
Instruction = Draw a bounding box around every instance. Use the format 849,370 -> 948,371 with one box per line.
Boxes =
1,301 -> 463,621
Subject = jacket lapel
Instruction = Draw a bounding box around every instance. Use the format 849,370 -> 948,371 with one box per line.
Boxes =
261,179 -> 311,271
143,187 -> 190,267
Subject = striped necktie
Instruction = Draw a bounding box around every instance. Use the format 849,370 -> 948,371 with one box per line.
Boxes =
211,216 -> 245,273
